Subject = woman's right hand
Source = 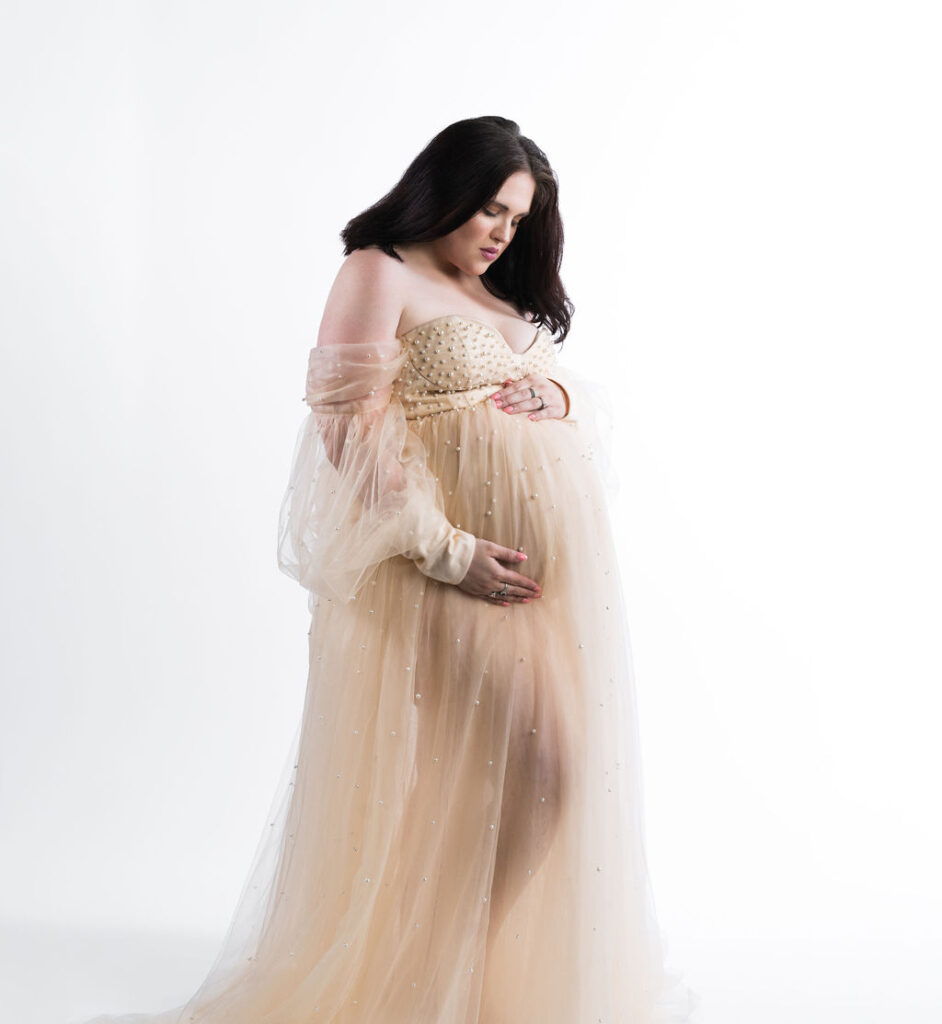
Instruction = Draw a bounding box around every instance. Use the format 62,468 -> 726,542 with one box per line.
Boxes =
457,539 -> 543,606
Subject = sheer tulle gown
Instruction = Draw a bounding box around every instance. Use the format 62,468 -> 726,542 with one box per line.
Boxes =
82,315 -> 695,1023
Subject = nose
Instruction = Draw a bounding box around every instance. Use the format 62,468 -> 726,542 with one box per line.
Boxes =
491,217 -> 512,243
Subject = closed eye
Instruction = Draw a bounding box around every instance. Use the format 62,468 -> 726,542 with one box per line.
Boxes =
483,208 -> 525,227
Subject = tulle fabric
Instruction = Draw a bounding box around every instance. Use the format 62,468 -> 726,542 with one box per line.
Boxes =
277,340 -> 476,607
81,330 -> 697,1023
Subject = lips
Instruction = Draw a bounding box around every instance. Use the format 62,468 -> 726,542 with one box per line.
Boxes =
480,247 -> 499,260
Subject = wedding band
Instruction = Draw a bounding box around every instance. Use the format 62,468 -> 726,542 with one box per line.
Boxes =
530,385 -> 546,410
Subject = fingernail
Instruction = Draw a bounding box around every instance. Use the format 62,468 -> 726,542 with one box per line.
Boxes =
522,598 -> 530,604
528,414 -> 535,420
517,553 -> 527,560
505,405 -> 513,412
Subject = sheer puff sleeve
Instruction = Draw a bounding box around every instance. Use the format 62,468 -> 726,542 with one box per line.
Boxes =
277,339 -> 477,604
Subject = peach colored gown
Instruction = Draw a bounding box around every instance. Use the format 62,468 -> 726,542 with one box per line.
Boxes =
83,315 -> 695,1023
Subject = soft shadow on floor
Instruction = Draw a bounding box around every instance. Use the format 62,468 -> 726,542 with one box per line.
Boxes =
6,916 -> 942,1024
0,918 -> 220,1024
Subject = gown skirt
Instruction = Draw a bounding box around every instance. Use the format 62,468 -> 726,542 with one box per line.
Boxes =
81,316 -> 695,1023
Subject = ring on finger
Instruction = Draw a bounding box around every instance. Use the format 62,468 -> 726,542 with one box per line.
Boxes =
529,385 -> 546,410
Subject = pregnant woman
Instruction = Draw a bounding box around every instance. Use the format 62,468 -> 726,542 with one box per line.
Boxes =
84,115 -> 693,1023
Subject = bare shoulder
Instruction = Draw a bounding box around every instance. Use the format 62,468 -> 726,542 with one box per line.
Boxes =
316,246 -> 407,347
339,246 -> 406,284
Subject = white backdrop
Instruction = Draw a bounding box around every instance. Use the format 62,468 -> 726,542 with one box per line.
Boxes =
1,1 -> 940,1022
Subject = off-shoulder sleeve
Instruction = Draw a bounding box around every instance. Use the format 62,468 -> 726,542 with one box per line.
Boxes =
277,339 -> 476,603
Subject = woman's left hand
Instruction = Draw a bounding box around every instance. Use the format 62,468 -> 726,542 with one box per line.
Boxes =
490,373 -> 567,421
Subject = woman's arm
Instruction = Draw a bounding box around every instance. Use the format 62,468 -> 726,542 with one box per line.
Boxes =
278,251 -> 475,601
316,247 -> 405,349
310,248 -> 406,476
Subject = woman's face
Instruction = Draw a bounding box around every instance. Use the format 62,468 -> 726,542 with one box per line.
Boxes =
434,170 -> 536,277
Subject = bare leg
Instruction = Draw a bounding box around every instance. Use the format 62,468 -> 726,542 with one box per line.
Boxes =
479,667 -> 566,1023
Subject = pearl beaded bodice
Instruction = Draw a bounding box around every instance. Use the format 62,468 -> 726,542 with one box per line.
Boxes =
393,314 -> 558,419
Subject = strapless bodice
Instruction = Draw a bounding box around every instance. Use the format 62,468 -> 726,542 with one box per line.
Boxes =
393,314 -> 558,419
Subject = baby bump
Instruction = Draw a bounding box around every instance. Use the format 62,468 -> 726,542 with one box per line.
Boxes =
411,401 -> 592,590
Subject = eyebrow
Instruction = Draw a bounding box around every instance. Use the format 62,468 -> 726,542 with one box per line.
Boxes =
488,200 -> 531,217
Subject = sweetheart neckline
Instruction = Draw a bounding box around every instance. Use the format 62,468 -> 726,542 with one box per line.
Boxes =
397,314 -> 544,358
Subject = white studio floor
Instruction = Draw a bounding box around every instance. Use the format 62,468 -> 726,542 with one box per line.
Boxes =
4,916 -> 940,1024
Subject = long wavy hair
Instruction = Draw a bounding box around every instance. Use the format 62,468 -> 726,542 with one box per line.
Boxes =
340,116 -> 574,344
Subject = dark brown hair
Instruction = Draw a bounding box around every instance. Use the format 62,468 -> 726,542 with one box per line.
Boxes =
340,116 -> 574,343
